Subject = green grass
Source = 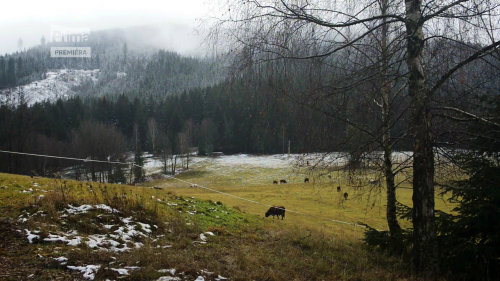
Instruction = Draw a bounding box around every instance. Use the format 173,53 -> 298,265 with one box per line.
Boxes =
145,160 -> 456,239
0,172 -> 418,280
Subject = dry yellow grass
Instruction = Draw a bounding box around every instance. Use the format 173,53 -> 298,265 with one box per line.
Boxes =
145,161 -> 456,240
0,172 -> 419,280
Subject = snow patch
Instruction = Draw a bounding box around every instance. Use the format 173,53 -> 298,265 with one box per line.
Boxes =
200,269 -> 214,275
67,264 -> 100,280
0,69 -> 100,107
64,204 -> 119,215
44,233 -> 82,246
157,277 -> 181,281
111,268 -> 130,275
199,233 -> 207,242
53,256 -> 68,265
137,222 -> 152,233
158,268 -> 176,275
110,266 -> 140,276
25,229 -> 40,243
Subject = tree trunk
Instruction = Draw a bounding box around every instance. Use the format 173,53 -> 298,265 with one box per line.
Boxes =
380,0 -> 402,239
91,163 -> 96,182
382,108 -> 401,238
162,152 -> 167,174
171,155 -> 177,175
405,0 -> 437,274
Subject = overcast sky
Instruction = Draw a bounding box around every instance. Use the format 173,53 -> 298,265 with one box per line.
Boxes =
0,0 -> 216,56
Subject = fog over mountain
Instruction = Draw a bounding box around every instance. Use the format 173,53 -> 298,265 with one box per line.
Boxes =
0,0 -> 213,56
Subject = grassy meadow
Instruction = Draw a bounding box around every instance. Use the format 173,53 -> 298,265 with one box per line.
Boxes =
146,155 -> 456,239
0,155 -> 459,280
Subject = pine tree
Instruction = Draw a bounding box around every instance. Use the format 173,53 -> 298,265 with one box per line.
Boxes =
133,146 -> 144,183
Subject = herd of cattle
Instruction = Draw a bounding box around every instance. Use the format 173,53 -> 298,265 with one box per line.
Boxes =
266,177 -> 349,220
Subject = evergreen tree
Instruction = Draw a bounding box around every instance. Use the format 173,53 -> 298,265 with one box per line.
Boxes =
112,164 -> 126,184
133,146 -> 145,183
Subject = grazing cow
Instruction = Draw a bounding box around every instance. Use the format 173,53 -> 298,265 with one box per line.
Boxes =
343,192 -> 348,200
273,180 -> 278,184
280,179 -> 287,184
265,206 -> 286,220
304,178 -> 309,183
337,186 -> 341,192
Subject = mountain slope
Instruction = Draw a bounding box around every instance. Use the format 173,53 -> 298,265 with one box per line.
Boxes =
0,69 -> 99,106
0,26 -> 223,106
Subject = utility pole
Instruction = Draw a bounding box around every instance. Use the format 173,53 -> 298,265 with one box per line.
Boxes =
134,124 -> 138,150
282,126 -> 285,154
129,164 -> 133,184
288,140 -> 290,157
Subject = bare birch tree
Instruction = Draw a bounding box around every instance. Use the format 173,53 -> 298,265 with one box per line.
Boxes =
211,0 -> 500,274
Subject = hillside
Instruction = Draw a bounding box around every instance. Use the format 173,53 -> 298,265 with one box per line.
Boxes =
0,172 -> 411,281
0,69 -> 100,106
0,27 -> 223,106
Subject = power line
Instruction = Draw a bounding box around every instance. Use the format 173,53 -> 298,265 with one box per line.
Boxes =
0,150 -> 141,167
0,149 -> 367,229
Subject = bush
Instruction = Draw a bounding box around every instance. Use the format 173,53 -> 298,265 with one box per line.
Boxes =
436,154 -> 500,280
363,153 -> 500,280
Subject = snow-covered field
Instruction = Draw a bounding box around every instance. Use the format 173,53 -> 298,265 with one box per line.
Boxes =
203,154 -> 296,168
143,152 -> 414,176
142,152 -> 415,188
0,69 -> 99,106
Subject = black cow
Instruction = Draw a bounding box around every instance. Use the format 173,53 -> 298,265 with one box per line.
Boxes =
273,180 -> 278,184
343,192 -> 348,200
337,186 -> 341,192
304,178 -> 309,183
265,206 -> 286,220
280,179 -> 287,184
